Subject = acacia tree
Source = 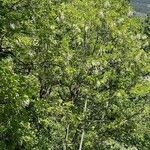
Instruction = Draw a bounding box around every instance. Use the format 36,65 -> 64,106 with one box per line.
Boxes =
0,0 -> 150,149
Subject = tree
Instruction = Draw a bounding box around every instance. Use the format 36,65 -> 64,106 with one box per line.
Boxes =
0,0 -> 149,149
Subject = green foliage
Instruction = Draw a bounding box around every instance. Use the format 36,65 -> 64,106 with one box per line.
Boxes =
143,12 -> 150,53
0,0 -> 149,149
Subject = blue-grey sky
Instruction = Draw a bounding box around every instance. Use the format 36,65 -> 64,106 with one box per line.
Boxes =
131,0 -> 150,15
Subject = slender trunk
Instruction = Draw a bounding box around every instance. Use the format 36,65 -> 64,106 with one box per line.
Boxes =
79,99 -> 88,150
79,128 -> 85,150
63,124 -> 70,150
63,143 -> 66,150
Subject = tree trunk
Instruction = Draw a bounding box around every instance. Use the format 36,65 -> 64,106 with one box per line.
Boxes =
63,124 -> 70,150
79,99 -> 88,150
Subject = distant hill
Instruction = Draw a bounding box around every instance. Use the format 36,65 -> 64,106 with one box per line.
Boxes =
131,0 -> 150,16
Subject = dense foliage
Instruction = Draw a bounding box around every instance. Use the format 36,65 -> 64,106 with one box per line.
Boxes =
0,0 -> 149,149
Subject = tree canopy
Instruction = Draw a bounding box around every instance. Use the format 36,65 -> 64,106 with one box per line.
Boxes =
0,0 -> 150,149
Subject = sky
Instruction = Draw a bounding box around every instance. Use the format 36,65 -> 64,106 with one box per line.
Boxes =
131,0 -> 150,15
